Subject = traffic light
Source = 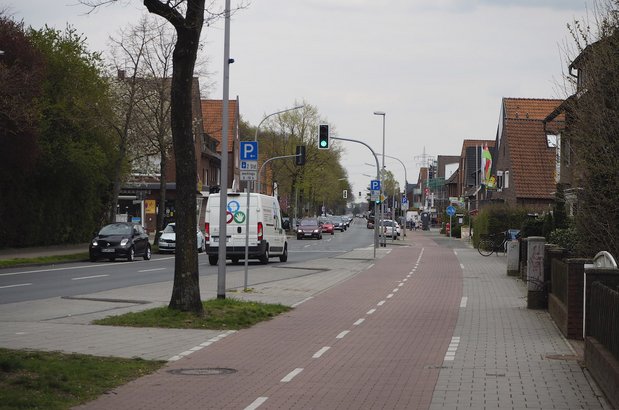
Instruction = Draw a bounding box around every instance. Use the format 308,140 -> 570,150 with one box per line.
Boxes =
318,124 -> 329,149
295,145 -> 306,165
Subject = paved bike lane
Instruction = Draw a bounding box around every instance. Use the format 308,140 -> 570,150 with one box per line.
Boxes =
77,234 -> 462,409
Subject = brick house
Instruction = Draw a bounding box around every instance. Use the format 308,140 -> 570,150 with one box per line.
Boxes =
491,98 -> 564,212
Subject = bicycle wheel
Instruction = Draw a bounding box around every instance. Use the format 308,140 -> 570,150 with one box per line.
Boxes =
478,239 -> 494,256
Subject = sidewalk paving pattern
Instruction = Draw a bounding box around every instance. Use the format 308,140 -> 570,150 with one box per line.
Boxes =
0,230 -> 611,409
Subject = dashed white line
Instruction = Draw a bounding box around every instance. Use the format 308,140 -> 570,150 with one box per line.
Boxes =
444,336 -> 460,362
367,308 -> 376,315
281,368 -> 303,382
460,297 -> 468,308
291,297 -> 313,308
392,288 -> 399,293
367,263 -> 375,270
168,330 -> 235,361
386,293 -> 394,299
398,283 -> 404,287
138,268 -> 166,272
0,283 -> 32,289
71,274 -> 109,281
244,397 -> 268,410
460,263 -> 465,270
377,300 -> 385,306
353,318 -> 365,326
336,330 -> 350,339
313,346 -> 331,358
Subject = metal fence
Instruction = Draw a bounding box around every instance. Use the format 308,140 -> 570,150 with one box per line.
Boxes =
589,281 -> 619,361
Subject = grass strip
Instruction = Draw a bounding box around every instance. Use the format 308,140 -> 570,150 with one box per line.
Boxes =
94,297 -> 291,330
0,348 -> 164,409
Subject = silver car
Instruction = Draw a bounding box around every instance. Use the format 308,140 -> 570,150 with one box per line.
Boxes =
158,223 -> 206,253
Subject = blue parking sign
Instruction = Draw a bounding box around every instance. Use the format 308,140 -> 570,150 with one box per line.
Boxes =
370,180 -> 380,191
240,141 -> 258,161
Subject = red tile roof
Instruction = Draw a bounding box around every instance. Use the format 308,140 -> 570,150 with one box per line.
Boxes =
200,100 -> 237,153
503,98 -> 565,121
505,119 -> 557,199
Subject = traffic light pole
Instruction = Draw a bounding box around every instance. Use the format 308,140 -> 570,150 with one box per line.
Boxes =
331,136 -> 380,258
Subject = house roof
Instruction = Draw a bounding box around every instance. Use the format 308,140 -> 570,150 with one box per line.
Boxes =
504,119 -> 557,199
503,98 -> 564,122
460,139 -> 495,157
200,99 -> 238,154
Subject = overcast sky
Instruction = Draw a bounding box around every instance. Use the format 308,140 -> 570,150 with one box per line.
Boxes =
9,0 -> 593,199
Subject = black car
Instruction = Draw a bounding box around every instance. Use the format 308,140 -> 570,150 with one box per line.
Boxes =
89,222 -> 151,262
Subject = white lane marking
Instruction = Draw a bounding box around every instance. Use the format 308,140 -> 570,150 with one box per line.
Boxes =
460,263 -> 465,270
0,259 -> 173,277
168,330 -> 235,361
377,300 -> 385,306
313,346 -> 331,358
303,244 -> 312,248
0,283 -> 32,289
291,297 -> 313,308
138,268 -> 166,272
460,297 -> 468,308
336,330 -> 350,339
244,397 -> 268,410
386,293 -> 394,299
71,274 -> 109,281
353,318 -> 365,326
444,336 -> 460,362
281,368 -> 303,382
367,308 -> 376,315
392,288 -> 399,293
402,278 -> 408,282
367,263 -> 375,270
398,283 -> 404,287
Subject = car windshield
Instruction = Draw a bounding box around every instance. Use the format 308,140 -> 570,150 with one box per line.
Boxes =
381,221 -> 393,227
99,223 -> 132,236
163,224 -> 176,233
332,217 -> 342,222
300,219 -> 317,226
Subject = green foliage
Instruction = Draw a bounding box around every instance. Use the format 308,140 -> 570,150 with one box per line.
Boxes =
0,19 -> 115,247
548,226 -> 579,254
0,348 -> 163,409
472,204 -> 528,246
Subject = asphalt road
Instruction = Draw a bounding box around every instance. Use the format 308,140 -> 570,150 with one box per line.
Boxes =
0,219 -> 375,304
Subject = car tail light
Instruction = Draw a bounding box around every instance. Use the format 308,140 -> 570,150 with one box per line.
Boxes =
257,222 -> 263,241
204,223 -> 210,241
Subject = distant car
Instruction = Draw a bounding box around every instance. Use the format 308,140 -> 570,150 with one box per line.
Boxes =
331,216 -> 347,231
297,218 -> 323,240
378,220 -> 399,239
321,219 -> 335,235
367,219 -> 375,229
341,216 -> 351,227
89,222 -> 151,262
158,223 -> 206,253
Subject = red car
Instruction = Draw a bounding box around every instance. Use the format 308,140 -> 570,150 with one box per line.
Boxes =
321,220 -> 335,235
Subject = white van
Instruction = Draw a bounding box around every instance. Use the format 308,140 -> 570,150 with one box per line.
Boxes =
204,192 -> 288,265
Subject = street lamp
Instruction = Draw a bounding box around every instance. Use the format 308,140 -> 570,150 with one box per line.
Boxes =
374,111 -> 386,247
376,153 -> 408,237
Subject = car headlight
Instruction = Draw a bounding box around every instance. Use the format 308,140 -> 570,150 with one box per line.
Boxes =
297,229 -> 302,233
91,240 -> 98,246
120,238 -> 129,246
313,229 -> 319,233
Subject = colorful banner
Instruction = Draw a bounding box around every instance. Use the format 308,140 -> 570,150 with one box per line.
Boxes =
481,143 -> 492,185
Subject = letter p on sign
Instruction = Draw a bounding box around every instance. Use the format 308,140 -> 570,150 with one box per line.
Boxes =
240,141 -> 258,161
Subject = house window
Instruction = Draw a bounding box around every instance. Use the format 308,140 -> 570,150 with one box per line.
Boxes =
496,170 -> 504,190
504,171 -> 510,189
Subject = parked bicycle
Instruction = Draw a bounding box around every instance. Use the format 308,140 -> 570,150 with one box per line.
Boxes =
477,231 -> 509,256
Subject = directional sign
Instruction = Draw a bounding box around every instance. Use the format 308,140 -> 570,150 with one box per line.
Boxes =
370,180 -> 381,191
446,205 -> 456,216
240,141 -> 258,161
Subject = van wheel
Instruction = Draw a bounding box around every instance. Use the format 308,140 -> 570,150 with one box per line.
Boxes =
259,247 -> 269,264
208,255 -> 218,265
279,245 -> 288,262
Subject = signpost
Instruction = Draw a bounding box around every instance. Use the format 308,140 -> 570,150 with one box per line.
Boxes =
446,205 -> 456,239
240,141 -> 258,291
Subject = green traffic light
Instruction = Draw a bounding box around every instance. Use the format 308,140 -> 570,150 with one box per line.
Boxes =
320,140 -> 327,148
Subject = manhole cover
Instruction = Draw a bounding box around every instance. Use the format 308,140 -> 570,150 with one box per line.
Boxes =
167,368 -> 237,376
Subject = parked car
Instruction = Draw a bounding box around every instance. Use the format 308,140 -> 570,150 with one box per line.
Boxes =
331,216 -> 347,231
378,220 -> 399,239
321,219 -> 335,235
158,223 -> 206,254
297,218 -> 323,240
282,217 -> 291,230
342,216 -> 351,227
89,222 -> 151,262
